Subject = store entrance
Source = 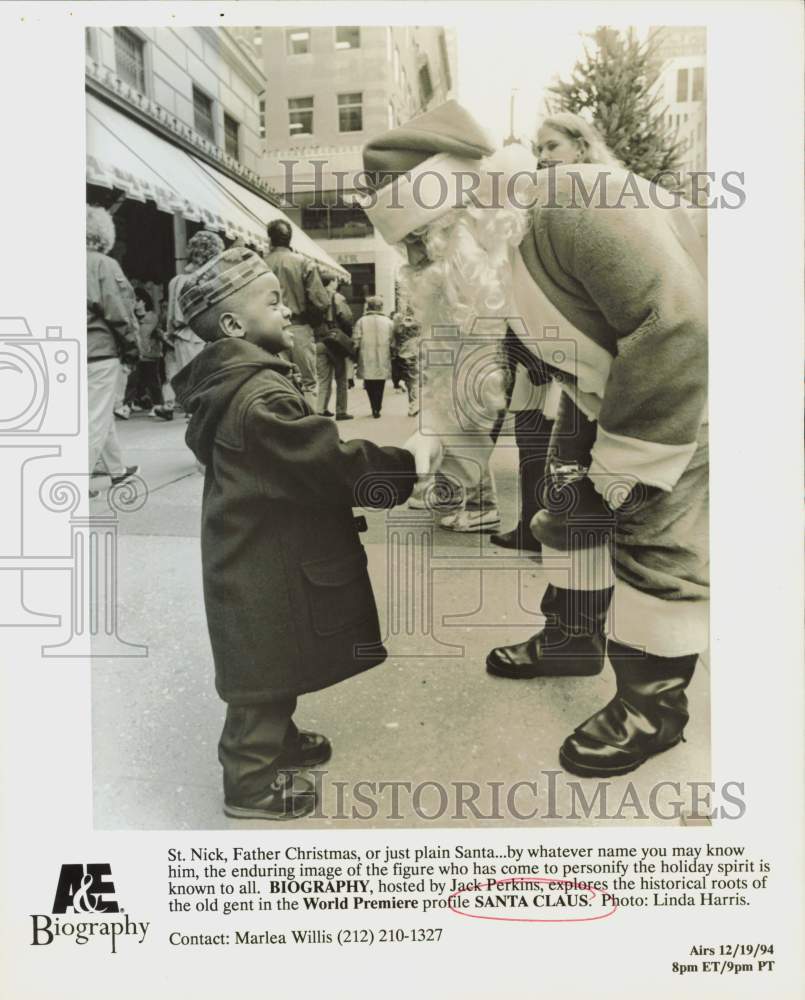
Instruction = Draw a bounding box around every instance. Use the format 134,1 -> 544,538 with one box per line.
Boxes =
341,263 -> 375,323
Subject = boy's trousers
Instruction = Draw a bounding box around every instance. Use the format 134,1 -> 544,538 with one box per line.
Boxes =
218,697 -> 298,801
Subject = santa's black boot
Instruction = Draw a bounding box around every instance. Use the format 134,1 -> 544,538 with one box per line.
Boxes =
559,640 -> 698,778
485,584 -> 612,679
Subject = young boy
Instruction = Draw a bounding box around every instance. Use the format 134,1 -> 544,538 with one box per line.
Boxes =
172,248 -> 429,821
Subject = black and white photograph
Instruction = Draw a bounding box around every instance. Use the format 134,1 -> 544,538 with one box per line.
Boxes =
0,3 -> 803,998
85,19 -> 714,829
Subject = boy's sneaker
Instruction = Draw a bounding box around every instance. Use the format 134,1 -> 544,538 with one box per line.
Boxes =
439,508 -> 501,532
113,405 -> 130,420
278,730 -> 332,769
151,406 -> 174,421
223,771 -> 317,821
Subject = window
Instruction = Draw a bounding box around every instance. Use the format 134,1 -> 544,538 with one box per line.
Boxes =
193,87 -> 215,142
337,92 -> 363,133
692,66 -> 705,101
224,113 -> 240,160
286,29 -> 310,55
388,102 -> 395,129
288,96 -> 313,136
258,96 -> 266,141
418,62 -> 434,107
299,194 -> 372,240
252,28 -> 262,51
114,26 -> 146,94
676,67 -> 689,103
335,26 -> 360,50
393,46 -> 400,84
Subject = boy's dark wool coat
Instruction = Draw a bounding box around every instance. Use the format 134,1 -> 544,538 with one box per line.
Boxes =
173,338 -> 416,705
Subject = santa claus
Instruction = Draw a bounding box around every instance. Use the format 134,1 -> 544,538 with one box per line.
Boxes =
361,100 -> 708,779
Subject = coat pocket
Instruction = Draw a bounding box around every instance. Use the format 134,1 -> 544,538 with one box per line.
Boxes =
300,549 -> 375,637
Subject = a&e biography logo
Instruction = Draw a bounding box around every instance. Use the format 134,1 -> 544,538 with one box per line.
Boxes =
30,864 -> 149,954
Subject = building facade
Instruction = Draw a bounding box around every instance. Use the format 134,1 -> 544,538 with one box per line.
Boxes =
648,27 -> 707,194
85,26 -> 344,303
236,25 -> 456,317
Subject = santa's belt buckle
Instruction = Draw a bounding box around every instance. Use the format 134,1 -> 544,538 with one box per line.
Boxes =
353,515 -> 368,533
548,459 -> 589,488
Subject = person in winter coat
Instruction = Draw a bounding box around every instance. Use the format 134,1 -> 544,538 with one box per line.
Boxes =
264,218 -> 330,408
391,309 -> 421,417
172,248 -> 433,821
152,230 -> 225,421
362,100 -> 708,780
86,204 -> 139,495
127,287 -> 164,411
315,274 -> 354,419
354,295 -> 393,417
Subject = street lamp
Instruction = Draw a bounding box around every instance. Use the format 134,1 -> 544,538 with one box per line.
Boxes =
503,88 -> 520,146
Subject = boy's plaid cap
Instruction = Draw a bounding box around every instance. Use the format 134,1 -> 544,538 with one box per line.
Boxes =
179,247 -> 271,323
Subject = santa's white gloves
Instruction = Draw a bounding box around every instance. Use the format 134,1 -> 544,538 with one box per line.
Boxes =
403,429 -> 444,480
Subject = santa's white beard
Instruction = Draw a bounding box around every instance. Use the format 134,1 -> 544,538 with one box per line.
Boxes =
403,252 -> 512,491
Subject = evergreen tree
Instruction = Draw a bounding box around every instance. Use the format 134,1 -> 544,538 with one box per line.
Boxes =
548,27 -> 682,184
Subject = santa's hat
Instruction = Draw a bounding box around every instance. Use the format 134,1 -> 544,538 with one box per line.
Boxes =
361,100 -> 537,244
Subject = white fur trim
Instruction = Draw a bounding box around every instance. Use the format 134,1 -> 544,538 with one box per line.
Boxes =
508,363 -> 551,412
364,145 -> 538,245
608,579 -> 709,656
589,426 -> 698,504
542,544 -> 614,592
510,251 -> 613,398
543,379 -> 563,420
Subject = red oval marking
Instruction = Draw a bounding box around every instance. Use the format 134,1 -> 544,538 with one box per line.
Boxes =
447,876 -> 619,923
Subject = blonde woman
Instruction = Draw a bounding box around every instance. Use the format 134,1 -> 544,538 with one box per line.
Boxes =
534,111 -> 622,169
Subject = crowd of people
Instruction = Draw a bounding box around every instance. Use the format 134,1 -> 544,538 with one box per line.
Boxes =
85,213 -> 422,497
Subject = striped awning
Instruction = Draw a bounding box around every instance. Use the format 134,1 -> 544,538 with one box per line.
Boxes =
86,94 -> 348,279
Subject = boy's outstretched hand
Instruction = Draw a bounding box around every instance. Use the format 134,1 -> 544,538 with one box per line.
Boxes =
402,430 -> 444,480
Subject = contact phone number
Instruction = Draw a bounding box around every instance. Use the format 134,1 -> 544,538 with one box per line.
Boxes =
337,928 -> 443,945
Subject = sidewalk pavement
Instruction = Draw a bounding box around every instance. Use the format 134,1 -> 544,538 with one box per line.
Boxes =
92,384 -> 711,830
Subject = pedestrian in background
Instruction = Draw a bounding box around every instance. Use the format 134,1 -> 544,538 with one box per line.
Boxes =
132,288 -> 165,413
157,230 -> 225,420
391,308 -> 421,417
354,295 -> 393,419
264,218 -> 329,408
315,274 -> 354,419
86,204 -> 139,495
